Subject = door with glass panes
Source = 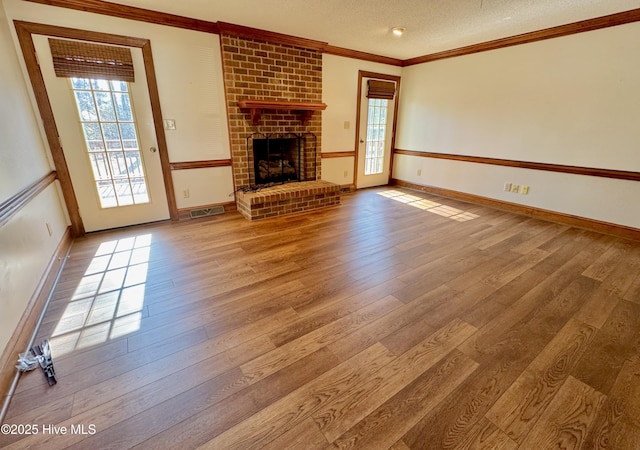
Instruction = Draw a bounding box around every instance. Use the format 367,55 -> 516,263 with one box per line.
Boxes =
34,36 -> 169,232
356,77 -> 397,189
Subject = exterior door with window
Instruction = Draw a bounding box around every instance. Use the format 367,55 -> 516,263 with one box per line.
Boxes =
356,77 -> 397,189
34,36 -> 169,232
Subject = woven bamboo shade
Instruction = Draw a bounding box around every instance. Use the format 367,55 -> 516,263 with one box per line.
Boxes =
48,38 -> 135,82
367,80 -> 396,100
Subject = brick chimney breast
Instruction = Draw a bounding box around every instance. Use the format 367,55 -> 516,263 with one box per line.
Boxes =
221,35 -> 323,189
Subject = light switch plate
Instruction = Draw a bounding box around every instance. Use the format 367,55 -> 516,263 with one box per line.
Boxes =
164,119 -> 176,130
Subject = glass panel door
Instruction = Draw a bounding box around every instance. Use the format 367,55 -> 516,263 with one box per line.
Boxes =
356,77 -> 396,189
364,98 -> 389,175
35,34 -> 169,232
71,78 -> 150,208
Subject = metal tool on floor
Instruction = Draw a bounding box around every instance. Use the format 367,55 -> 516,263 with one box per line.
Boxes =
16,339 -> 57,386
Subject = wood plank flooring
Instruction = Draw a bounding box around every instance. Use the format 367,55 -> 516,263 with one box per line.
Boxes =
2,187 -> 640,449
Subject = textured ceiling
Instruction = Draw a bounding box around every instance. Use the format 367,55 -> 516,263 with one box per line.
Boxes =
108,0 -> 640,59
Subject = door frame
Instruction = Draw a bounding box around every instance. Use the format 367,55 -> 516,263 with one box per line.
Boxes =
353,70 -> 401,189
14,20 -> 178,237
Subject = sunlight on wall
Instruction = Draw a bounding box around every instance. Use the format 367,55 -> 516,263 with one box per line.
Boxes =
378,190 -> 479,222
51,234 -> 152,356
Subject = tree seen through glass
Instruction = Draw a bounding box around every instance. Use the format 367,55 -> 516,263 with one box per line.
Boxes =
71,78 -> 149,208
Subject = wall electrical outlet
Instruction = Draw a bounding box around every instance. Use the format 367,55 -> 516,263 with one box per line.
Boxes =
521,186 -> 529,195
183,188 -> 190,198
343,170 -> 348,178
343,121 -> 350,130
504,182 -> 512,192
511,184 -> 520,193
417,169 -> 422,176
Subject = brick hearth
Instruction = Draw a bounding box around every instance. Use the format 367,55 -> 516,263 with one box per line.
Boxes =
236,180 -> 340,221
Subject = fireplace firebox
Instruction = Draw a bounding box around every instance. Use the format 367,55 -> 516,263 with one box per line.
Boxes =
245,132 -> 317,189
253,137 -> 298,184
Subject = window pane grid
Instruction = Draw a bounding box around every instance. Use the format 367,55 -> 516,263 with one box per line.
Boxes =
364,98 -> 388,175
71,78 -> 149,208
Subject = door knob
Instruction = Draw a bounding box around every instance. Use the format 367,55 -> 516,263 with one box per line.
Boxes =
150,146 -> 157,153
359,139 -> 364,143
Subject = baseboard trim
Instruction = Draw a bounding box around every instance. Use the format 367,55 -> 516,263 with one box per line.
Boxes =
0,226 -> 72,420
340,183 -> 357,193
392,179 -> 640,242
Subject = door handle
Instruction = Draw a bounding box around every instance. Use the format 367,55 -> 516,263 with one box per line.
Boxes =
150,146 -> 157,153
359,139 -> 364,143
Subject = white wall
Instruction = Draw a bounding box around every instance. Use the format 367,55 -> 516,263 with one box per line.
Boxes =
395,22 -> 640,228
0,1 -> 69,355
322,54 -> 401,185
172,167 -> 235,208
4,0 -> 234,210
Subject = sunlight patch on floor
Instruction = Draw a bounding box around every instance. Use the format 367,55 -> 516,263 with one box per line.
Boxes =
378,189 -> 479,222
51,234 -> 152,356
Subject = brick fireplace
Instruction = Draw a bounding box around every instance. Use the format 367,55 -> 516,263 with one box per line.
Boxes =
220,31 -> 340,220
220,34 -> 323,189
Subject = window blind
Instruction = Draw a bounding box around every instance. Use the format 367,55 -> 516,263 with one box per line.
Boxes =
367,80 -> 396,100
48,38 -> 135,82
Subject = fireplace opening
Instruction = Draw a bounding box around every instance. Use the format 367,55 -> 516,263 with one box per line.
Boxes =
245,132 -> 317,189
253,137 -> 299,184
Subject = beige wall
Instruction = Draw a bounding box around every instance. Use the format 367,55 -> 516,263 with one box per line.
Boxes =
2,1 -> 639,361
4,0 -> 233,210
395,22 -> 640,228
1,0 -> 235,358
0,4 -> 50,200
321,54 -> 401,185
0,0 -> 69,353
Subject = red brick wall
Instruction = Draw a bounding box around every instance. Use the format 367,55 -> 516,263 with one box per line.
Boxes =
220,35 -> 323,189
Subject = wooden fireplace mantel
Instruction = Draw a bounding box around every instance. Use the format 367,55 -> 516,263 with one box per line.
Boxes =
238,100 -> 327,125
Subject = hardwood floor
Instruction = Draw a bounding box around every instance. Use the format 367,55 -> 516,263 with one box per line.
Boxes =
2,187 -> 640,449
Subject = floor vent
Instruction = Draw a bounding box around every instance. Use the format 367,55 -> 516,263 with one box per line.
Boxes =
189,206 -> 225,219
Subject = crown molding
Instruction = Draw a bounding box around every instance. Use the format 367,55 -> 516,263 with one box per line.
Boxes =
21,2 -> 640,69
217,22 -> 327,51
403,8 -> 640,66
324,45 -> 403,66
24,0 -> 219,33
